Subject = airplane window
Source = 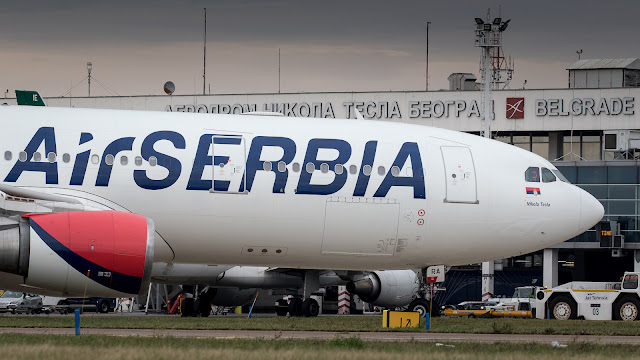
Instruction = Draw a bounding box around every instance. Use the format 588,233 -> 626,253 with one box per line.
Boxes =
524,167 -> 540,182
552,169 -> 570,183
105,154 -> 115,166
292,162 -> 300,172
363,165 -> 372,176
33,152 -> 41,162
4,151 -> 11,161
120,156 -> 128,166
320,163 -> 329,174
277,161 -> 286,172
62,153 -> 71,163
91,154 -> 99,164
349,165 -> 357,175
335,164 -> 344,175
305,162 -> 315,173
19,151 -> 27,162
391,166 -> 400,177
47,152 -> 56,163
378,166 -> 385,176
149,156 -> 158,167
135,156 -> 143,166
541,168 -> 556,183
263,161 -> 272,172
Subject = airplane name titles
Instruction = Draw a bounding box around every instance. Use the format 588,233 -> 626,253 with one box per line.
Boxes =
3,128 -> 426,199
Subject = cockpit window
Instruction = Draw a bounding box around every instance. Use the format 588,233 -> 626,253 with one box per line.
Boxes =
525,167 -> 540,182
552,169 -> 570,183
541,168 -> 556,183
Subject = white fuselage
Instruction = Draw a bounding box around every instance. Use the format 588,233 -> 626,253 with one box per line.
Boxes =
0,106 -> 603,270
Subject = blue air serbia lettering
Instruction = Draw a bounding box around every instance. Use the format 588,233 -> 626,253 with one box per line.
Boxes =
4,127 -> 425,199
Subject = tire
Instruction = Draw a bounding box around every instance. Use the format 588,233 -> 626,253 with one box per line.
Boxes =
614,297 -> 640,321
408,298 -> 430,317
288,298 -> 303,317
181,298 -> 195,317
468,314 -> 476,318
275,299 -> 289,316
98,300 -> 110,314
549,295 -> 577,320
198,298 -> 211,318
302,298 -> 320,317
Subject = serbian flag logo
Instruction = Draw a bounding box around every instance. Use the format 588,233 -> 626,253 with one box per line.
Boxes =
526,187 -> 541,197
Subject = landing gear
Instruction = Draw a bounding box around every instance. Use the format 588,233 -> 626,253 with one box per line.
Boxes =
302,298 -> 319,317
408,298 -> 429,317
288,298 -> 303,317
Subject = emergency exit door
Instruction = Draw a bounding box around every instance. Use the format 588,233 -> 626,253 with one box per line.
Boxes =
211,135 -> 247,194
441,146 -> 478,204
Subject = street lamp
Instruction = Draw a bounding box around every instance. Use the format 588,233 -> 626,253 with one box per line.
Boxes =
87,62 -> 92,97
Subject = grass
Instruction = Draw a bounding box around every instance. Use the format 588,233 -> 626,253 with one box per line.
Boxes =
2,315 -> 640,336
0,334 -> 639,360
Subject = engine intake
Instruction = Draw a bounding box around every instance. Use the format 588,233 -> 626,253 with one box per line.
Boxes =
0,211 -> 154,297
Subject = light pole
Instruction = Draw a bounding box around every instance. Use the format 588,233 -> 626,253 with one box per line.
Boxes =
426,21 -> 431,91
577,49 -> 583,60
87,62 -> 92,97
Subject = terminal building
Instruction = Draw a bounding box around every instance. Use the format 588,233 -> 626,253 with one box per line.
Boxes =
5,58 -> 640,305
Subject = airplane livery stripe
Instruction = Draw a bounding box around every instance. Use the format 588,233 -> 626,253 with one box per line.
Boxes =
29,219 -> 143,295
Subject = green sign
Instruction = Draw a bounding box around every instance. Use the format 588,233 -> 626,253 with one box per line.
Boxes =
15,90 -> 45,106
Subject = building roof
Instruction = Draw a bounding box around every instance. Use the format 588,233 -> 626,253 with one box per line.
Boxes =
567,58 -> 640,70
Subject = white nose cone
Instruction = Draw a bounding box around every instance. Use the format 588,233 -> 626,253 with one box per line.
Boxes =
579,189 -> 604,233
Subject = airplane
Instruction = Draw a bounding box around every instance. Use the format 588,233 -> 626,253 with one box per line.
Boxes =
0,104 -> 604,317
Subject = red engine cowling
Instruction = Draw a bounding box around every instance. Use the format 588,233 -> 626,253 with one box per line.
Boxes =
0,211 -> 154,297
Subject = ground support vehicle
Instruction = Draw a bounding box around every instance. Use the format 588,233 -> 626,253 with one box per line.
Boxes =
52,297 -> 116,314
535,272 -> 640,321
442,301 -> 499,318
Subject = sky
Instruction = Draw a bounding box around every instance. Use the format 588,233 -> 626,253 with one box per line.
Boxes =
0,0 -> 638,98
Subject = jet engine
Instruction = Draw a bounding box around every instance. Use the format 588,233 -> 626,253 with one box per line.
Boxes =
346,270 -> 418,308
0,211 -> 154,297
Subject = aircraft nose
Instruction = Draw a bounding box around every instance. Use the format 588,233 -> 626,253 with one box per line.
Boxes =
578,189 -> 604,233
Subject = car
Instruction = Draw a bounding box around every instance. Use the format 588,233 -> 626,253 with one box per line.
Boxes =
0,291 -> 43,314
442,301 -> 500,318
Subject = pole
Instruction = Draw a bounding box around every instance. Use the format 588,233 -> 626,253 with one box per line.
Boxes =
426,21 -> 431,91
482,47 -> 492,138
203,8 -> 207,95
278,48 -> 281,93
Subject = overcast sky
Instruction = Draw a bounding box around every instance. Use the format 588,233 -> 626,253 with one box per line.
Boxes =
1,0 -> 637,98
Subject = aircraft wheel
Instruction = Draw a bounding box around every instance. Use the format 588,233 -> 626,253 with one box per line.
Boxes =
275,299 -> 289,316
288,298 -> 303,317
467,314 -> 476,318
408,298 -> 430,317
99,300 -> 110,313
181,298 -> 195,317
549,295 -> 577,320
198,299 -> 212,318
614,297 -> 640,321
302,298 -> 320,317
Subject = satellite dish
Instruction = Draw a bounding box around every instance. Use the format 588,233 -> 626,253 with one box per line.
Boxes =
163,81 -> 175,95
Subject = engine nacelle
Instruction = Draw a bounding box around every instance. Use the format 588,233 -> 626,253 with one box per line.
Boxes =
346,270 -> 418,308
0,211 -> 154,297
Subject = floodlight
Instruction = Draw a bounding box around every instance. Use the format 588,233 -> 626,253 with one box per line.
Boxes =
475,18 -> 484,25
483,24 -> 491,31
499,19 -> 510,32
493,17 -> 502,25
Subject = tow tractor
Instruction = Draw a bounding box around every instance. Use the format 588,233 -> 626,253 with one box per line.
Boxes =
535,272 -> 640,321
